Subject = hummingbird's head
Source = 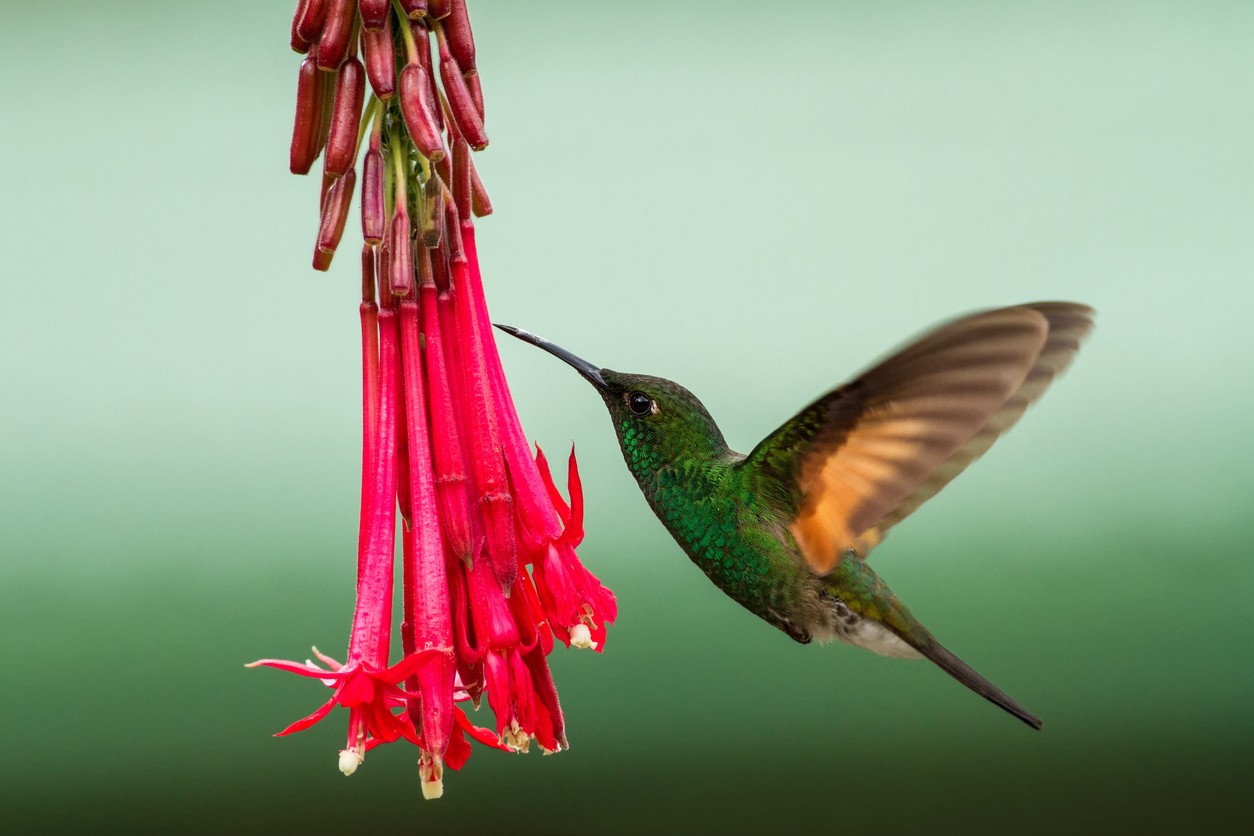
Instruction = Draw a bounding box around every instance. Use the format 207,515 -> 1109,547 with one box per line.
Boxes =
494,325 -> 730,474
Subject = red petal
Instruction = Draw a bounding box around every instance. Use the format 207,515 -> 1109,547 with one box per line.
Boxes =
274,697 -> 336,736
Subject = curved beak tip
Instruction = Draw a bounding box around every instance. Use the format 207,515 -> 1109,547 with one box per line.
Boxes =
492,323 -> 607,389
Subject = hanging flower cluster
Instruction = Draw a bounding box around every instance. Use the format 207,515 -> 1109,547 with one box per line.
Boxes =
250,0 -> 616,799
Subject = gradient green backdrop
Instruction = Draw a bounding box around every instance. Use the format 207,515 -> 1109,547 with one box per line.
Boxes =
2,2 -> 1252,833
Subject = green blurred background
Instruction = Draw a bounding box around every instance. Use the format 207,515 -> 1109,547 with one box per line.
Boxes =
2,1 -> 1252,833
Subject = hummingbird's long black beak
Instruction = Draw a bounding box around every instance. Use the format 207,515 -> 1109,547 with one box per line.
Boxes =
494,324 -> 608,389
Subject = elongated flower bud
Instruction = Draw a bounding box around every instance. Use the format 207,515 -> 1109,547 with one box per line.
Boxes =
399,65 -> 446,162
324,57 -> 365,177
290,55 -> 323,174
439,56 -> 488,150
389,209 -> 414,297
362,18 -> 395,100
401,0 -> 429,18
427,0 -> 450,19
361,147 -> 385,245
295,0 -> 329,45
317,0 -> 356,71
444,1 -> 476,71
291,0 -> 314,53
359,0 -> 389,30
317,167 -> 356,255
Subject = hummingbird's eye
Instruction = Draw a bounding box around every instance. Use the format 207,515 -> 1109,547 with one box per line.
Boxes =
626,391 -> 655,417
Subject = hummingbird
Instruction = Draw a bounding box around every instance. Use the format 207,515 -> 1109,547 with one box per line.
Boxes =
496,302 -> 1093,730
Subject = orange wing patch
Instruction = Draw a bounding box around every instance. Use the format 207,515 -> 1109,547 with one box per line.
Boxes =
791,307 -> 1056,575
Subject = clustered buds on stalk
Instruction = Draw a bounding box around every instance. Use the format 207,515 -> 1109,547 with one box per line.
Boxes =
256,0 -> 616,800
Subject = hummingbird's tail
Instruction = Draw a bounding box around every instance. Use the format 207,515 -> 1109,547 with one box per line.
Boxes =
907,633 -> 1043,730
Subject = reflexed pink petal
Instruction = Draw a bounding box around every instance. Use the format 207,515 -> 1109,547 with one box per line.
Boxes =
247,658 -> 346,679
275,697 -> 337,736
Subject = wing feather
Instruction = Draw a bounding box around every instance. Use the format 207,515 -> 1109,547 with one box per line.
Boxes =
743,303 -> 1093,576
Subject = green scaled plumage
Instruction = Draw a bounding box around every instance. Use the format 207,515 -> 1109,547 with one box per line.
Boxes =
496,302 -> 1094,731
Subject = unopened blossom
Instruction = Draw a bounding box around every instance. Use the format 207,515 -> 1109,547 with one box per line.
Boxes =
254,0 -> 615,797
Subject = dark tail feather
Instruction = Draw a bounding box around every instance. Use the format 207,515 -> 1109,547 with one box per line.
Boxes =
912,635 -> 1043,730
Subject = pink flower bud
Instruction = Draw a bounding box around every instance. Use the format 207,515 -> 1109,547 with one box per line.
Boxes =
439,56 -> 488,150
399,65 -> 446,162
290,56 -> 323,175
295,0 -> 329,45
324,57 -> 365,178
317,0 -> 356,71
290,0 -> 314,52
362,17 -> 396,100
400,0 -> 429,18
444,1 -> 476,71
317,166 -> 356,255
359,0 -> 389,30
361,147 -> 385,245
389,209 -> 414,297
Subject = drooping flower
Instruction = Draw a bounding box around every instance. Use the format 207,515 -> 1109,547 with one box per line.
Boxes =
254,0 -> 616,797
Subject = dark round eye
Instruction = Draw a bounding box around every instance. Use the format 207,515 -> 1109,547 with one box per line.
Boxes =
627,391 -> 654,417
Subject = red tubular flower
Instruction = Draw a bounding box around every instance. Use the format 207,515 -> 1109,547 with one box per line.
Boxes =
260,0 -> 615,796
397,299 -> 457,798
250,307 -> 427,774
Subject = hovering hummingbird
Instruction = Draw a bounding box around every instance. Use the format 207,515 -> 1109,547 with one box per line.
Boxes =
496,302 -> 1093,729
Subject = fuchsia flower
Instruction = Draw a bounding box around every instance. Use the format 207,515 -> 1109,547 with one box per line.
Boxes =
253,0 -> 615,798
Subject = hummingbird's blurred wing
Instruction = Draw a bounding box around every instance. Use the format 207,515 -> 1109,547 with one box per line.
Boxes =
742,303 -> 1093,576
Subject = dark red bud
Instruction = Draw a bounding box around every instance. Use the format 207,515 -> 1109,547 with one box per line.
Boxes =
410,21 -> 445,134
290,56 -> 323,174
427,0 -> 450,19
324,58 -> 365,177
313,248 -> 334,271
317,0 -> 356,71
451,137 -> 471,220
399,65 -> 446,161
317,167 -> 356,255
295,0 -> 329,44
359,0 -> 389,29
362,17 -> 395,100
444,1 -> 476,70
390,209 -> 414,297
469,155 -> 492,217
361,148 -> 386,245
439,57 -> 487,150
290,0 -> 313,52
404,0 -> 432,18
